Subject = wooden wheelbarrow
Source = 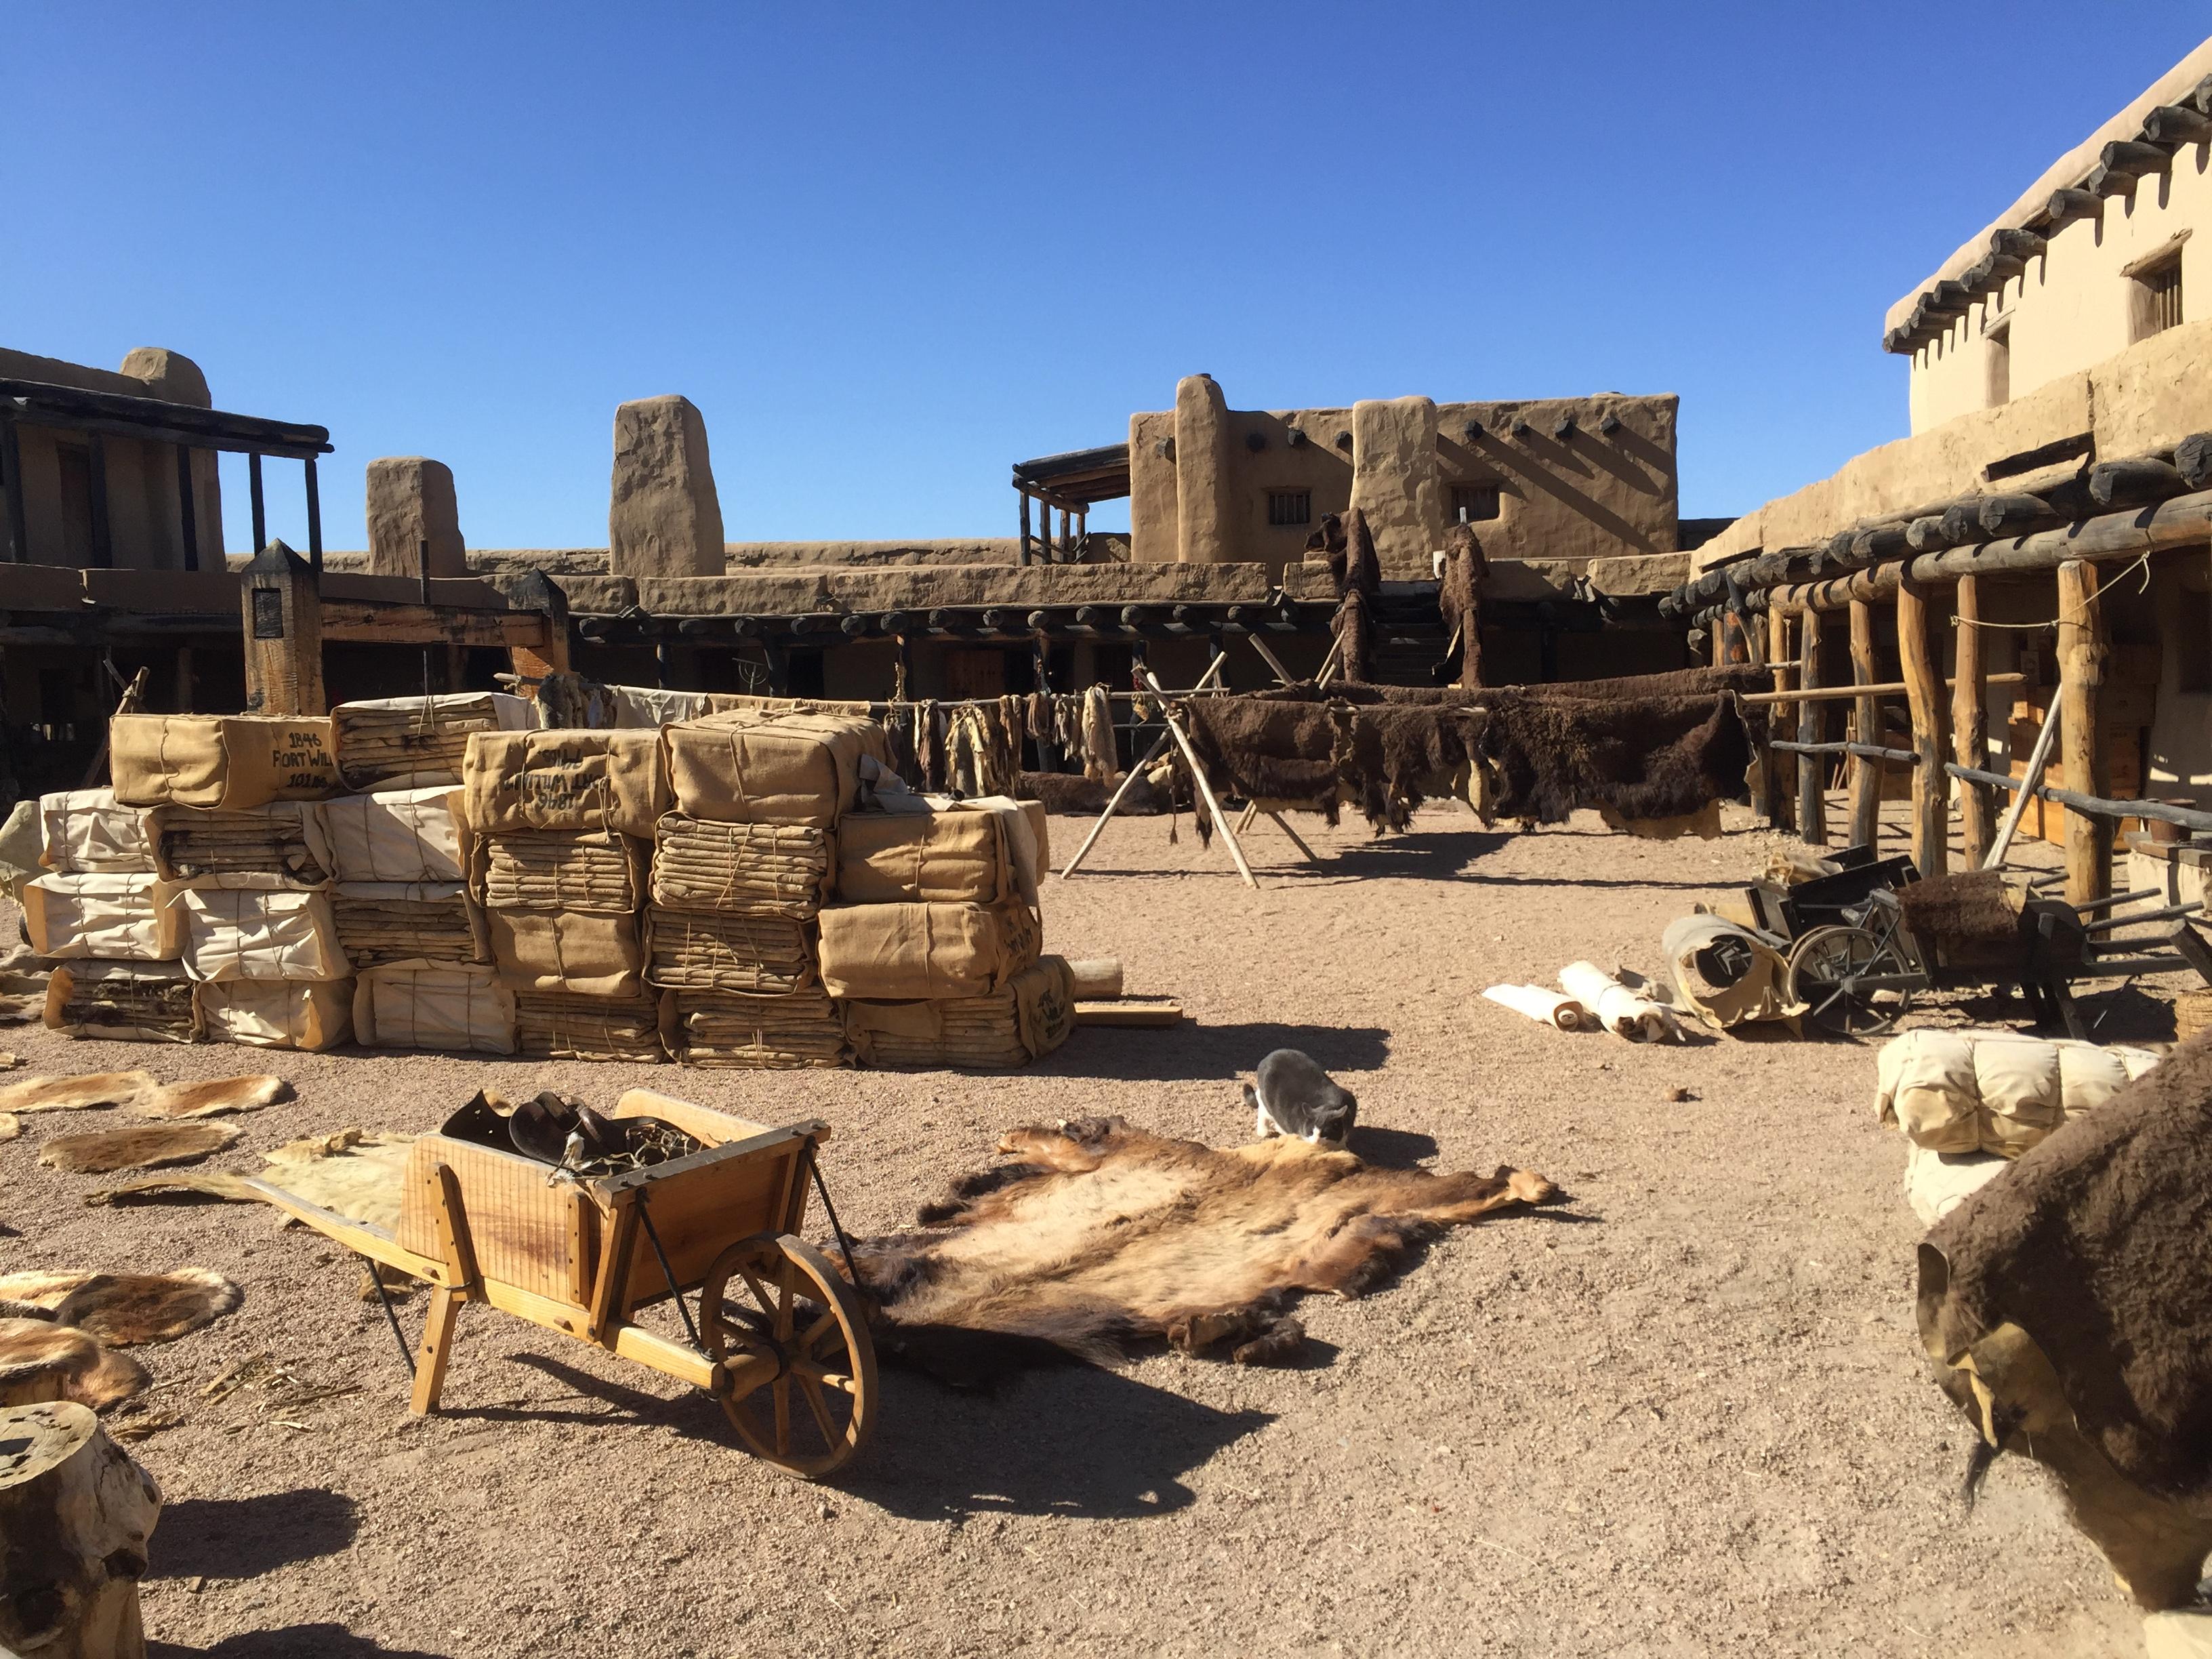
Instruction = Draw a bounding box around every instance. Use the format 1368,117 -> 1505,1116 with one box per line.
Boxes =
248,1089 -> 878,1477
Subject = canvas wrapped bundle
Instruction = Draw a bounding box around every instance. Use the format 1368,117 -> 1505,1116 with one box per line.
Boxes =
846,956 -> 1075,1069
485,908 -> 645,999
39,789 -> 153,874
23,873 -> 181,961
110,714 -> 339,810
147,802 -> 334,886
512,990 -> 665,1063
837,797 -> 1047,905
664,988 -> 850,1069
196,979 -> 353,1051
1660,913 -> 1796,1028
332,693 -> 535,790
169,880 -> 346,983
331,882 -> 484,969
45,962 -> 201,1044
665,709 -> 888,827
462,728 -> 668,840
352,961 -> 516,1054
645,908 -> 815,995
479,831 -> 645,912
649,817 -> 832,916
321,787 -> 468,884
817,899 -> 1041,1001
1877,1029 -> 2160,1158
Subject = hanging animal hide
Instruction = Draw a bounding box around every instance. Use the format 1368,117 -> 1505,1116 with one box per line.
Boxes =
848,1116 -> 1555,1380
134,1076 -> 290,1120
533,672 -> 623,730
1332,588 -> 1374,687
1177,696 -> 1489,834
0,1319 -> 148,1410
1309,512 -> 1349,595
37,1122 -> 241,1176
0,1269 -> 241,1347
0,1072 -> 156,1115
1342,507 -> 1381,596
1438,526 -> 1487,689
1475,691 -> 1754,825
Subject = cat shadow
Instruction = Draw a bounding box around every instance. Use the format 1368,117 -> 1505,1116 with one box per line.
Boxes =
1045,1021 -> 1392,1083
1347,1125 -> 1439,1167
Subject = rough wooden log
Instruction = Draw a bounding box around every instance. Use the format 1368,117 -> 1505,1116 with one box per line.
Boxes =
1906,514 -> 1952,554
1849,598 -> 1882,849
1065,958 -> 1125,1000
2048,186 -> 2102,222
2085,164 -> 2134,199
1796,604 -> 1827,844
2089,456 -> 2187,511
2102,138 -> 2172,177
1952,573 -> 1994,867
0,1401 -> 159,1659
1896,575 -> 1948,877
1940,500 -> 1985,547
1764,602 -> 1793,830
1851,524 -> 1912,562
1990,227 -> 2048,261
2143,104 -> 2212,147
2057,559 -> 2110,904
2176,432 -> 2212,491
1977,494 -> 2064,537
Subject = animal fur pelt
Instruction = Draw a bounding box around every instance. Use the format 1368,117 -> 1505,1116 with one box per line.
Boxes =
534,671 -> 622,730
0,1071 -> 157,1114
1343,507 -> 1380,596
87,1129 -> 414,1234
38,1122 -> 240,1176
1896,871 -> 2028,970
1438,525 -> 1487,689
1308,512 -> 1349,595
0,1269 -> 243,1347
135,1076 -> 291,1120
1475,691 -> 1753,825
1332,588 -> 1374,686
1015,771 -> 1165,817
1179,695 -> 1491,834
1919,1033 -> 2212,1607
0,1319 -> 148,1410
847,1116 -> 1556,1378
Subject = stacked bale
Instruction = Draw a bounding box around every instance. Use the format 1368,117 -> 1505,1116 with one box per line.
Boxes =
823,794 -> 1073,1069
331,692 -> 534,791
462,726 -> 667,1061
28,789 -> 197,1043
110,715 -> 348,1050
654,710 -> 882,1067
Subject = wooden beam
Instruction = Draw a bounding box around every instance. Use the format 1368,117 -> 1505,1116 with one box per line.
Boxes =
502,569 -> 570,696
1951,572 -> 1994,867
319,602 -> 550,648
1848,598 -> 1882,848
241,539 -> 325,716
2057,558 -> 2110,903
1896,573 -> 1948,877
248,451 -> 266,553
85,432 -> 112,569
175,442 -> 199,572
1742,672 -> 2025,705
1795,603 -> 1827,844
2089,456 -> 2187,511
1763,601 -> 1793,830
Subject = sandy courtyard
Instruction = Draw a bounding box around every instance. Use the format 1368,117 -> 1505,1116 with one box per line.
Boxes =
2,803 -> 2166,1658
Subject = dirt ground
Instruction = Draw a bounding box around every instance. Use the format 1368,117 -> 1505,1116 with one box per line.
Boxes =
2,800 -> 2180,1658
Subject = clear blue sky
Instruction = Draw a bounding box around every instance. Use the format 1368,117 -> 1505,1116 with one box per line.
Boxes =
9,6 -> 2207,553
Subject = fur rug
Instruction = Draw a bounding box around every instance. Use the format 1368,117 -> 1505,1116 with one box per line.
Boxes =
0,1267 -> 242,1347
1016,771 -> 1166,817
0,1071 -> 157,1114
135,1075 -> 291,1119
38,1122 -> 241,1176
89,1129 -> 414,1235
847,1117 -> 1555,1380
0,1319 -> 148,1409
1179,696 -> 1490,834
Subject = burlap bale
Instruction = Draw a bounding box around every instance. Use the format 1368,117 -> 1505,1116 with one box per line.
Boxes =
816,899 -> 1041,1001
665,710 -> 889,827
649,816 -> 832,916
664,988 -> 851,1069
485,907 -> 645,999
331,882 -> 485,969
644,907 -> 815,995
512,990 -> 665,1063
44,962 -> 201,1044
462,728 -> 668,840
836,797 -> 1046,905
845,955 -> 1074,1069
38,790 -> 153,874
195,979 -> 353,1051
110,714 -> 339,809
331,693 -> 534,790
1877,1029 -> 2161,1158
321,787 -> 468,884
24,873 -> 182,961
169,882 -> 346,983
479,831 -> 645,913
352,960 -> 517,1054
146,802 -> 334,886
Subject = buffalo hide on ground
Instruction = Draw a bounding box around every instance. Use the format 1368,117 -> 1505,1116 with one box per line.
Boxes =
847,1116 -> 1555,1382
38,1122 -> 240,1176
0,1269 -> 243,1347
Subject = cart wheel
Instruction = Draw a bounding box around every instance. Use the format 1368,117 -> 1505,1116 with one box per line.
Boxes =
1786,924 -> 1913,1038
699,1234 -> 877,1478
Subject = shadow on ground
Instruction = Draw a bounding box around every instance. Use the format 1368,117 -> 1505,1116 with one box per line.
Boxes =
1049,1021 -> 1392,1082
151,1630 -> 449,1658
150,1491 -> 358,1581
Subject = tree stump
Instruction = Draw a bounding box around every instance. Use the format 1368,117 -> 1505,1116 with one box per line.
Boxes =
0,1401 -> 161,1658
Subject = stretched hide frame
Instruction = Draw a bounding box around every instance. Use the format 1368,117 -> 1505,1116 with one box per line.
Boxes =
38,1122 -> 241,1176
850,1116 -> 1556,1380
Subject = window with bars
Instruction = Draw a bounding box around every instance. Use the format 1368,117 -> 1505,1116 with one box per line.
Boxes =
1266,489 -> 1311,527
1450,483 -> 1501,523
2135,255 -> 2184,341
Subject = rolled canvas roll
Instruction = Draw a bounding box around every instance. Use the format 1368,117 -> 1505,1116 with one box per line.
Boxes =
1481,983 -> 1591,1032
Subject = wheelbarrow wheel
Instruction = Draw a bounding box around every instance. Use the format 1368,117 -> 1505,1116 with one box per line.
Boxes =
1786,924 -> 1913,1038
699,1233 -> 878,1478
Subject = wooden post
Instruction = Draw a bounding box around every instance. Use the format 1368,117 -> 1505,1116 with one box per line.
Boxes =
304,455 -> 323,579
1061,650 -> 1229,878
501,569 -> 571,699
1896,573 -> 1949,877
247,451 -> 266,553
1017,491 -> 1032,567
1952,573 -> 1994,866
2057,558 -> 2110,903
1848,598 -> 1882,848
173,645 -> 194,714
173,443 -> 199,572
240,539 -> 325,716
84,433 -> 112,569
0,417 -> 26,563
1141,668 -> 1257,889
1763,602 -> 1793,829
1796,605 -> 1828,844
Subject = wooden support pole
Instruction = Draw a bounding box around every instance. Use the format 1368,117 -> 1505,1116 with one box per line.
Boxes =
1848,598 -> 1882,848
1060,651 -> 1228,879
174,443 -> 199,572
304,455 -> 323,578
1763,602 -> 1793,829
2057,558 -> 2111,904
1896,573 -> 1949,877
1017,491 -> 1031,567
248,451 -> 266,553
1246,630 -> 1296,687
1143,668 -> 1257,890
0,417 -> 26,563
1796,605 -> 1827,844
1951,573 -> 1994,866
240,539 -> 325,716
501,569 -> 569,699
84,433 -> 112,569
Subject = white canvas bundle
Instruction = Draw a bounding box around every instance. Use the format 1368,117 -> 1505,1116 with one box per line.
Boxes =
321,786 -> 468,883
22,872 -> 181,960
39,789 -> 155,874
170,880 -> 346,983
196,978 -> 353,1050
1875,1029 -> 2160,1158
352,960 -> 517,1054
1558,962 -> 1682,1043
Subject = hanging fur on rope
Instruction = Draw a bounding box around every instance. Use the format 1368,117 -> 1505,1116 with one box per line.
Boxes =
1332,588 -> 1374,687
846,1116 -> 1555,1382
1474,690 -> 1754,826
1342,506 -> 1381,596
1307,512 -> 1349,595
1437,524 -> 1488,689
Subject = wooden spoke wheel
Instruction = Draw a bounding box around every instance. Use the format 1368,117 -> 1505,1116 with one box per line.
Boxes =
1786,924 -> 1914,1038
699,1234 -> 877,1478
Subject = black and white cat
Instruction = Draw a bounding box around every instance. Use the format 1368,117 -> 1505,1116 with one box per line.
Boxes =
1244,1048 -> 1358,1147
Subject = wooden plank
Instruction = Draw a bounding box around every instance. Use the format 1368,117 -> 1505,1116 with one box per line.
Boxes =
1076,1000 -> 1183,1027
1848,598 -> 1882,848
2057,558 -> 2111,903
1952,572 -> 1994,866
319,600 -> 549,647
1896,574 -> 1948,877
1796,604 -> 1827,845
